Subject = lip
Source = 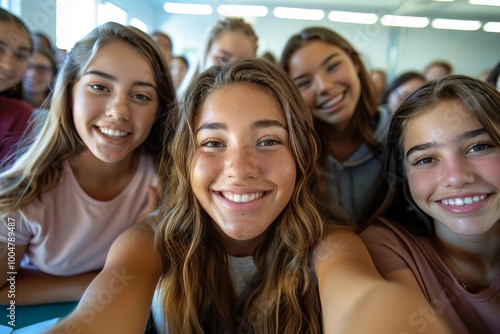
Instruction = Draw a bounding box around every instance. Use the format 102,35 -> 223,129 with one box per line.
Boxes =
94,126 -> 131,144
435,193 -> 492,214
215,189 -> 270,211
317,91 -> 346,115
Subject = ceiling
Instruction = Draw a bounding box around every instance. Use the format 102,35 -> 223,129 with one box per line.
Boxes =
147,0 -> 500,22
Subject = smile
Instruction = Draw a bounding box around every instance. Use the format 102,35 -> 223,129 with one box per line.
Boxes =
318,92 -> 344,109
440,195 -> 487,206
222,192 -> 264,203
98,127 -> 129,138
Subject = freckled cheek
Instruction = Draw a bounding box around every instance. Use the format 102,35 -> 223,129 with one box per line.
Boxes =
191,155 -> 222,190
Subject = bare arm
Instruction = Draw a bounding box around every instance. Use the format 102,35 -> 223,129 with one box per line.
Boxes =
47,224 -> 162,334
0,242 -> 27,290
0,268 -> 99,305
315,230 -> 452,334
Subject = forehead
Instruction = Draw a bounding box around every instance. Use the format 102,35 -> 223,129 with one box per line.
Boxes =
0,21 -> 30,46
198,83 -> 284,125
403,100 -> 480,148
210,31 -> 255,54
288,40 -> 348,71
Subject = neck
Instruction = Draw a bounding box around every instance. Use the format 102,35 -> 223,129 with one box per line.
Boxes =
23,91 -> 47,108
434,222 -> 500,291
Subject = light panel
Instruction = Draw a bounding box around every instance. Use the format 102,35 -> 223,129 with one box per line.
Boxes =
273,7 -> 325,20
163,2 -> 213,15
328,11 -> 378,24
381,15 -> 430,28
432,18 -> 482,30
217,5 -> 268,17
483,21 -> 500,32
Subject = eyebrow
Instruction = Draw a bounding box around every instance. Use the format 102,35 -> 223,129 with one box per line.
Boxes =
292,53 -> 340,81
405,128 -> 487,159
83,70 -> 156,89
196,119 -> 287,134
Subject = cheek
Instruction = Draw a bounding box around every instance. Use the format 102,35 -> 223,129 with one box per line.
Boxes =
407,171 -> 433,204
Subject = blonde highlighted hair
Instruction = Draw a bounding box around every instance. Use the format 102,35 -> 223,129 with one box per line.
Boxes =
0,22 -> 176,220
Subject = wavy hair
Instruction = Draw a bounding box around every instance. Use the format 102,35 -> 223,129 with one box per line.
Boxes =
0,22 -> 176,220
155,57 -> 343,333
366,75 -> 500,235
280,27 -> 381,161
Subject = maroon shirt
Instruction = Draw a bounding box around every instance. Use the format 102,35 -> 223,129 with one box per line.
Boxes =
361,218 -> 500,334
0,96 -> 32,161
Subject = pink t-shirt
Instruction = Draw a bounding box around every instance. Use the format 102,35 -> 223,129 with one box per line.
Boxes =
0,154 -> 158,275
360,218 -> 500,334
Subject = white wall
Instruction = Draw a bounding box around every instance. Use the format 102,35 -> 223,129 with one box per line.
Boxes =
159,13 -> 500,80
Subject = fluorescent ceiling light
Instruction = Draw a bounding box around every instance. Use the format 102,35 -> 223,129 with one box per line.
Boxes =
432,0 -> 454,2
483,21 -> 500,32
163,2 -> 213,15
432,18 -> 482,30
273,7 -> 324,20
469,0 -> 500,6
328,11 -> 377,24
130,18 -> 148,32
381,15 -> 430,28
217,5 -> 268,17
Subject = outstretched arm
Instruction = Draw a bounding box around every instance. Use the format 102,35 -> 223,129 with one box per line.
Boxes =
47,224 -> 162,333
315,229 -> 452,334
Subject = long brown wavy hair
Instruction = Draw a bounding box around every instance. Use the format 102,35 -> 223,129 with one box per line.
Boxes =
0,22 -> 176,220
280,26 -> 382,163
154,57 -> 344,333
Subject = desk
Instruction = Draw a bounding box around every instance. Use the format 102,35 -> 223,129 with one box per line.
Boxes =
0,302 -> 77,329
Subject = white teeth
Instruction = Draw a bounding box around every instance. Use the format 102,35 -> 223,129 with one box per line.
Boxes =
223,192 -> 263,203
441,195 -> 486,206
99,127 -> 128,138
321,93 -> 344,108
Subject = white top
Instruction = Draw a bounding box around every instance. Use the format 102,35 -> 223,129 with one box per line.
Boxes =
0,154 -> 158,275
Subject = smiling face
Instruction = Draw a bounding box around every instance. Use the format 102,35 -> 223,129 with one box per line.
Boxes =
204,31 -> 255,70
287,40 -> 361,131
23,50 -> 55,95
191,83 -> 296,250
404,99 -> 500,238
0,21 -> 31,92
72,40 -> 158,164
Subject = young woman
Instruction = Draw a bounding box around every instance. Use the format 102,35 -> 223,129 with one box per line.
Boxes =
281,27 -> 391,224
362,75 -> 500,333
0,22 -> 176,305
22,45 -> 57,109
178,17 -> 258,95
0,8 -> 33,161
48,58 -> 451,334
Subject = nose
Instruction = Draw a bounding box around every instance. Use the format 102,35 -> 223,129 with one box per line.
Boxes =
315,72 -> 333,96
441,157 -> 475,188
225,144 -> 259,180
105,94 -> 130,121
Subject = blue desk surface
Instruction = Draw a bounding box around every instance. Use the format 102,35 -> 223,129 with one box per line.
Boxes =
0,302 -> 77,329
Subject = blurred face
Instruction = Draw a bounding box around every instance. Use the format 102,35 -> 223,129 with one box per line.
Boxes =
72,41 -> 158,164
0,22 -> 31,92
388,77 -> 425,113
425,65 -> 448,81
23,50 -> 55,95
152,33 -> 172,63
192,83 -> 296,254
404,99 -> 500,239
169,57 -> 188,90
204,31 -> 255,70
371,71 -> 386,96
288,40 -> 361,132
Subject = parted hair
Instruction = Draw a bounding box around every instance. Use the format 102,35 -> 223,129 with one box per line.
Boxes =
154,57 -> 342,333
280,26 -> 382,160
367,75 -> 500,235
0,22 -> 176,220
